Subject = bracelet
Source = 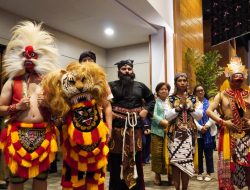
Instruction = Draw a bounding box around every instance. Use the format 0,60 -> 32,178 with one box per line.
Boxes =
218,119 -> 224,126
7,104 -> 17,114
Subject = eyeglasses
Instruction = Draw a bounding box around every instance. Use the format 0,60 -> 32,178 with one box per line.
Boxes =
196,89 -> 204,93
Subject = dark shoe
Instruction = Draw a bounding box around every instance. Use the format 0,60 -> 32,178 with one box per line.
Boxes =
0,183 -> 7,189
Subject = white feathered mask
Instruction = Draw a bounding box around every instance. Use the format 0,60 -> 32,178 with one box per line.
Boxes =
3,21 -> 59,78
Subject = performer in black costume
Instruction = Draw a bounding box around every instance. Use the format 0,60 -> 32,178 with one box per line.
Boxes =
108,59 -> 155,190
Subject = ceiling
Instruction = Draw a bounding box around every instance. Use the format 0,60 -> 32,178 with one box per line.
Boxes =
0,0 -> 161,49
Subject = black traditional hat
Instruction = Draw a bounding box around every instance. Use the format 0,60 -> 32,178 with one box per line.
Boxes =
114,59 -> 134,69
79,51 -> 96,62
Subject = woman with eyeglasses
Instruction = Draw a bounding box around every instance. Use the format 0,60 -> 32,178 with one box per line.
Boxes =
193,85 -> 216,182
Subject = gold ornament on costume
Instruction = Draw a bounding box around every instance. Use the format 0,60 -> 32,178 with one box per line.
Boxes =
224,56 -> 248,79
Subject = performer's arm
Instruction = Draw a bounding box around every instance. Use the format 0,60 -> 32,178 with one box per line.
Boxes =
206,93 -> 222,124
103,100 -> 112,134
152,100 -> 168,127
141,83 -> 155,118
164,101 -> 178,121
190,101 -> 203,120
0,80 -> 30,116
0,80 -> 13,116
194,120 -> 203,131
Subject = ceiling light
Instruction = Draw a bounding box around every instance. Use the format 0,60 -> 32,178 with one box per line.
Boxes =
104,28 -> 114,36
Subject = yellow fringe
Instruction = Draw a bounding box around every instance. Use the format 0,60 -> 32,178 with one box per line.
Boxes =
102,145 -> 109,156
9,160 -> 18,173
41,139 -> 49,149
194,140 -> 199,173
17,147 -> 26,157
70,150 -> 79,161
97,121 -> 108,138
31,151 -> 39,160
8,145 -> 15,156
11,131 -> 19,143
0,142 -> 4,150
93,173 -> 101,180
28,166 -> 39,178
86,183 -> 98,190
96,157 -> 107,169
72,178 -> 85,188
71,175 -> 78,183
50,138 -> 58,152
49,152 -> 56,163
7,124 -> 11,136
81,132 -> 92,145
21,159 -> 31,167
223,127 -> 231,160
87,157 -> 96,164
98,176 -> 105,185
78,162 -> 87,171
20,123 -> 34,128
68,123 -> 74,140
39,151 -> 48,162
92,147 -> 101,156
78,150 -> 88,157
164,137 -> 169,170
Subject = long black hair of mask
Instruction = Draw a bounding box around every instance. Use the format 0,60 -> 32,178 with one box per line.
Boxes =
118,70 -> 135,96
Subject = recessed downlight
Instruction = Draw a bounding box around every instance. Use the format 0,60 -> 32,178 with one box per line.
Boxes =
104,28 -> 114,36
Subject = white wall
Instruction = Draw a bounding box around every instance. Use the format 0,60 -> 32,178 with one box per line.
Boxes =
151,28 -> 165,92
105,43 -> 150,87
0,8 -> 106,68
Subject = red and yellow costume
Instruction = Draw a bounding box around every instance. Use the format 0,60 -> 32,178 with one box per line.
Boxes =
217,56 -> 250,189
0,21 -> 59,182
0,77 -> 58,179
61,100 -> 109,190
41,62 -> 110,189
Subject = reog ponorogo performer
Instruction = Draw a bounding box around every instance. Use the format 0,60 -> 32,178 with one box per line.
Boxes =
0,21 -> 59,190
42,62 -> 109,190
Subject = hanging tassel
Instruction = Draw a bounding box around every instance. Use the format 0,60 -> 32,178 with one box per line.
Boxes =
230,161 -> 236,173
120,165 -> 123,179
133,165 -> 138,179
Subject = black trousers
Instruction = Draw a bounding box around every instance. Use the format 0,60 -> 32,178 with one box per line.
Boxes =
109,152 -> 145,190
197,138 -> 214,174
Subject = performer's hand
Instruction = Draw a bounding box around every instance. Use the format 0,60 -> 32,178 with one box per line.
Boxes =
175,104 -> 183,112
243,118 -> 250,127
160,119 -> 168,128
16,97 -> 30,110
139,109 -> 148,119
223,119 -> 237,130
180,92 -> 187,107
201,127 -> 207,134
37,93 -> 47,107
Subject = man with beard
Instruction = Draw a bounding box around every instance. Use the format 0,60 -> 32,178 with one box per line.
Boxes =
207,56 -> 250,190
108,59 -> 155,190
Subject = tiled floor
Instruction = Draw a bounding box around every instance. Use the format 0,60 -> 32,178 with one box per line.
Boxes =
5,151 -> 248,190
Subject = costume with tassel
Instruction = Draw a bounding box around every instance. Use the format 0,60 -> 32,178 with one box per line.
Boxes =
0,21 -> 59,183
108,73 -> 155,190
215,56 -> 250,189
61,100 -> 109,190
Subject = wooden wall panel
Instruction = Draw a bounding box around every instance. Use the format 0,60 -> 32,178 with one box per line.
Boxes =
174,0 -> 204,88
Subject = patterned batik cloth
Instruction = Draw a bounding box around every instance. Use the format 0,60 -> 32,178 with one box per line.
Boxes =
218,128 -> 250,190
168,127 -> 195,177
